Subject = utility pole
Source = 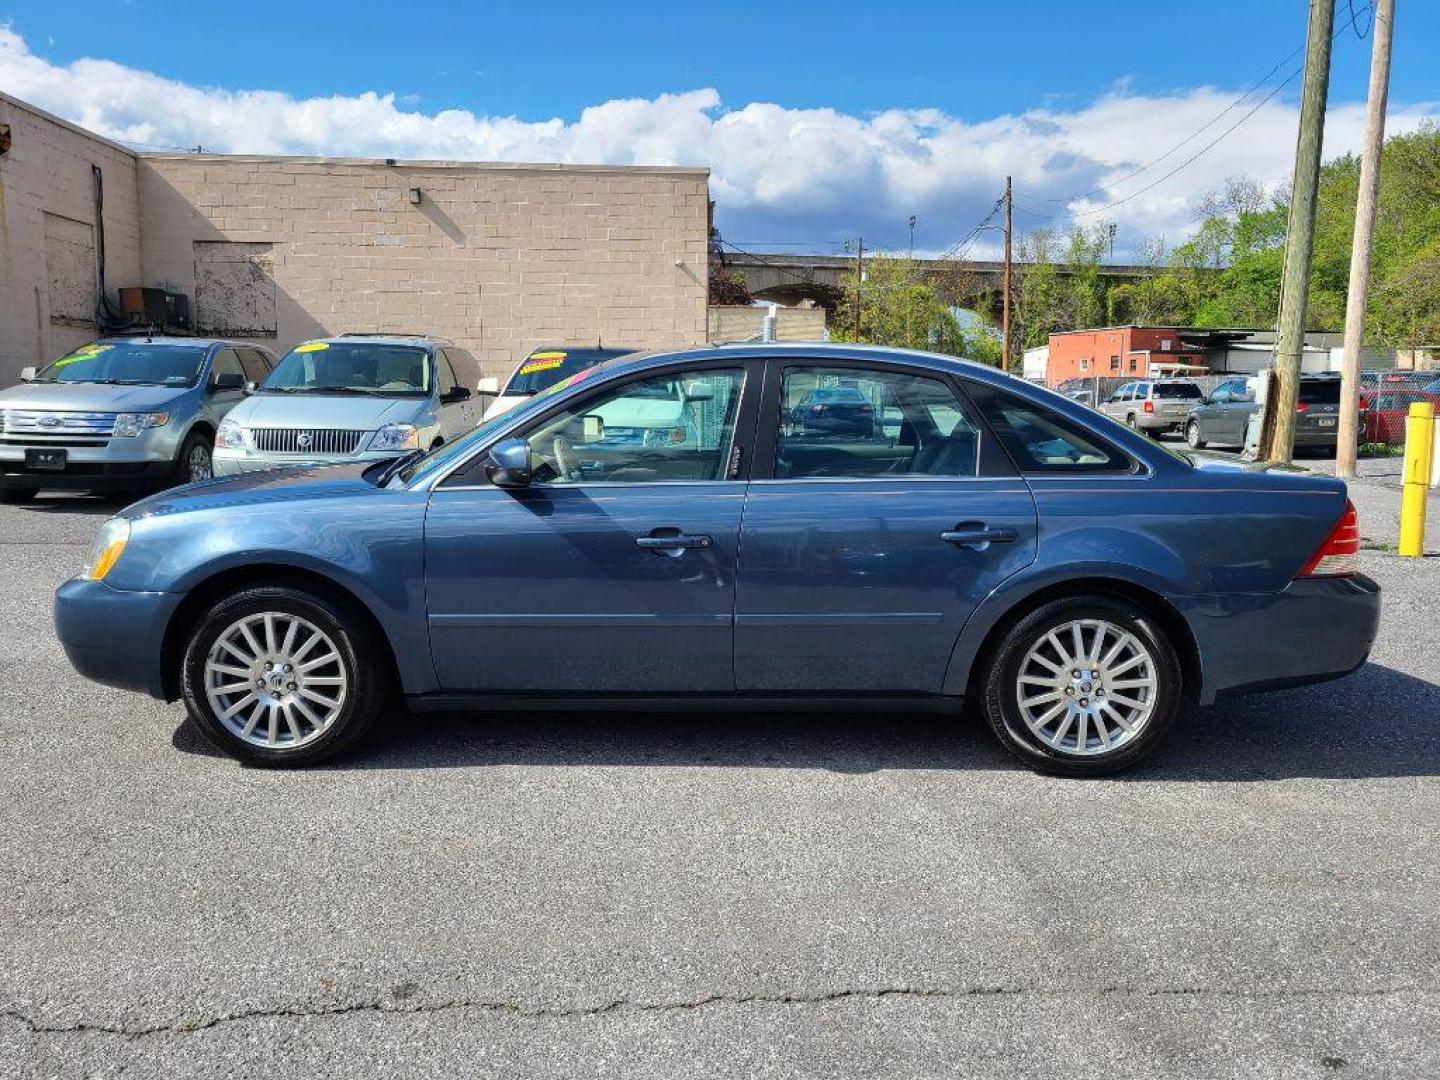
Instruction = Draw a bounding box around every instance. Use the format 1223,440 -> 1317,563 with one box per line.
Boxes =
1337,0 -> 1395,479
1002,176 -> 1013,370
853,237 -> 864,342
1263,0 -> 1335,464
908,215 -> 917,259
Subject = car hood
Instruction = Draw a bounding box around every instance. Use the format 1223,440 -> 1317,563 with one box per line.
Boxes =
121,461 -> 383,520
0,381 -> 190,413
228,393 -> 420,430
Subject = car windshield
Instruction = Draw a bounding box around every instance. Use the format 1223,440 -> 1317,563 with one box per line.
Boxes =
1154,383 -> 1202,399
1299,381 -> 1341,405
260,342 -> 431,396
504,348 -> 635,396
29,341 -> 208,386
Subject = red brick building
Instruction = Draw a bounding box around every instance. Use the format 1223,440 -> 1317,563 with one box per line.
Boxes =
1046,326 -> 1210,388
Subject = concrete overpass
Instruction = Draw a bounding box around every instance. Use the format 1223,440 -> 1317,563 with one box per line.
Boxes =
722,251 -> 1164,317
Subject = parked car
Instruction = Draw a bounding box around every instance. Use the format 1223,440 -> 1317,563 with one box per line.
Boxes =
0,336 -> 274,502
480,345 -> 640,420
1184,373 -> 1353,452
784,386 -> 876,438
54,344 -> 1378,776
213,335 -> 480,475
1099,380 -> 1204,437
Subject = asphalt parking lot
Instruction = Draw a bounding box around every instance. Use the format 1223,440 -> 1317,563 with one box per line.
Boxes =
2,490 -> 1437,1078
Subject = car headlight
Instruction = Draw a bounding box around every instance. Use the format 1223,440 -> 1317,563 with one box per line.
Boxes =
80,518 -> 130,581
215,418 -> 254,450
371,423 -> 419,452
113,412 -> 170,438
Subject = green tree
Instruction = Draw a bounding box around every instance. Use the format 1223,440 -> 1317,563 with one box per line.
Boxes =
833,253 -> 1002,361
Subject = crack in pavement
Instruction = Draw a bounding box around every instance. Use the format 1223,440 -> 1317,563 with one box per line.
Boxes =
4,984 -> 1435,1041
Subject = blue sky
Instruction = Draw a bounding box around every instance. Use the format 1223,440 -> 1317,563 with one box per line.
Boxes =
2,1 -> 1434,255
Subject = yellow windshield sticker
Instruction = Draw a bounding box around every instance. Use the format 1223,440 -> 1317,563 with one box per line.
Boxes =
53,344 -> 112,368
519,356 -> 565,375
294,342 -> 330,354
530,351 -> 567,360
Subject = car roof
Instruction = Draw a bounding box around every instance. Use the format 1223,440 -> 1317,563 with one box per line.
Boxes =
593,343 -> 1022,390
307,334 -> 448,350
95,336 -> 231,348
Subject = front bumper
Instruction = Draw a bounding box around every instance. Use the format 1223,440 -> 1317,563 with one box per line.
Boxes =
1,456 -> 175,491
54,578 -> 180,699
1185,573 -> 1381,704
213,449 -> 402,476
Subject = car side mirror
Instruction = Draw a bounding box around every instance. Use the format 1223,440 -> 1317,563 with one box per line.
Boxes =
442,385 -> 472,404
211,372 -> 245,393
485,438 -> 532,488
243,380 -> 257,395
19,366 -> 36,382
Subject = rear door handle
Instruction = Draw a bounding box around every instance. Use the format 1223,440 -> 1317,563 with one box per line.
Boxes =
940,524 -> 1019,549
636,532 -> 713,551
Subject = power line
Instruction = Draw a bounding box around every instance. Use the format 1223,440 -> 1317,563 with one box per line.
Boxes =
1032,3 -> 1372,222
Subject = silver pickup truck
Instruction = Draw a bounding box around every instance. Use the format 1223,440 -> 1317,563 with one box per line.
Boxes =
0,336 -> 274,502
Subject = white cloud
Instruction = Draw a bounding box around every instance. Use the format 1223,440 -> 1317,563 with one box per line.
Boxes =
1,27 -> 1434,257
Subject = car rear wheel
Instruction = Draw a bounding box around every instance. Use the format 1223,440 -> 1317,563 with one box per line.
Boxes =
180,585 -> 387,766
980,594 -> 1182,776
1125,413 -> 1138,429
1185,419 -> 1207,449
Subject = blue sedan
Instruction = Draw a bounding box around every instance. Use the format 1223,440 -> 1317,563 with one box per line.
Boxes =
54,345 -> 1380,775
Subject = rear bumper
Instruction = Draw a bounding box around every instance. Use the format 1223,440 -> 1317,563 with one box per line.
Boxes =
1185,573 -> 1381,704
54,578 -> 179,699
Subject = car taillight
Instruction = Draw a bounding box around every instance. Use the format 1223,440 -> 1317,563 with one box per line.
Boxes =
1143,400 -> 1154,413
1296,401 -> 1310,412
1298,500 -> 1359,578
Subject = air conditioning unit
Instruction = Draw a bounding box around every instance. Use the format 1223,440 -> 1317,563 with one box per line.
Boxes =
118,287 -> 192,332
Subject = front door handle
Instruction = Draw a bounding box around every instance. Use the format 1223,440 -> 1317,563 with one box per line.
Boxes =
940,523 -> 1019,550
635,532 -> 714,552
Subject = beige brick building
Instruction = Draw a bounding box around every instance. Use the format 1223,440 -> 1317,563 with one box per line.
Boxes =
0,92 -> 709,384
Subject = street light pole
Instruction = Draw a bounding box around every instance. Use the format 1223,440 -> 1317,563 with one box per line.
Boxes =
1337,0 -> 1395,478
1002,176 -> 1013,371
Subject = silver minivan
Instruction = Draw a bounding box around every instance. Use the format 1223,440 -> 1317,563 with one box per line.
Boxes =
0,336 -> 274,503
214,335 -> 480,475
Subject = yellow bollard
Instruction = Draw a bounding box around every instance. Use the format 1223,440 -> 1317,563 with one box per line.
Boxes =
1398,401 -> 1434,557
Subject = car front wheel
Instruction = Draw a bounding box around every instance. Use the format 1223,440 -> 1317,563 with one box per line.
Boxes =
180,585 -> 387,765
980,594 -> 1182,776
1185,420 -> 1207,449
177,431 -> 214,484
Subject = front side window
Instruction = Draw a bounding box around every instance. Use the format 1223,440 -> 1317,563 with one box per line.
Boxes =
211,348 -> 245,383
775,366 -> 983,479
437,352 -> 459,395
519,368 -> 745,484
974,387 -> 1131,473
260,342 -> 432,397
31,340 -> 208,387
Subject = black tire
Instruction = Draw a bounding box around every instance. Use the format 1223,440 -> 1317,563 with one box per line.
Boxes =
180,585 -> 387,766
980,594 -> 1182,777
0,488 -> 38,504
1125,413 -> 1138,429
175,430 -> 214,485
1185,420 -> 1207,450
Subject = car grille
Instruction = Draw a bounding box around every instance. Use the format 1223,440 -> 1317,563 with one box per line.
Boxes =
251,428 -> 367,455
0,410 -> 118,438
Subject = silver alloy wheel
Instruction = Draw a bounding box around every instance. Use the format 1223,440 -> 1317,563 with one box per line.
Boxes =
1186,420 -> 1202,448
203,612 -> 347,749
1015,618 -> 1158,757
188,443 -> 213,482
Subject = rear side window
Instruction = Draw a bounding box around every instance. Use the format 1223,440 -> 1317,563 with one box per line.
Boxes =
972,386 -> 1132,473
1155,383 -> 1202,399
